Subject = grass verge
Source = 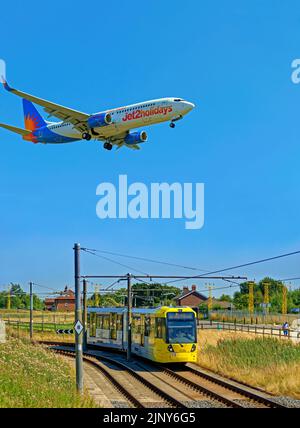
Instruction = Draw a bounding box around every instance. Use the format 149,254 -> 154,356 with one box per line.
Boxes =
197,331 -> 300,399
0,338 -> 96,407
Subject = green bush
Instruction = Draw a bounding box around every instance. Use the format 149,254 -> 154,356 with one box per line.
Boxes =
0,339 -> 96,407
206,337 -> 300,368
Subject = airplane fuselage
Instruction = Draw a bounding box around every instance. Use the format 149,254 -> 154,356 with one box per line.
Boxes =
25,97 -> 194,144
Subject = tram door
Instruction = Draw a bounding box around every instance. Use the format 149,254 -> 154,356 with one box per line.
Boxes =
140,315 -> 145,346
110,313 -> 117,340
117,315 -> 123,342
144,316 -> 151,347
90,313 -> 96,337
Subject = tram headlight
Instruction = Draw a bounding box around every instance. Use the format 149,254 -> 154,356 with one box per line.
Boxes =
191,344 -> 196,352
167,344 -> 174,352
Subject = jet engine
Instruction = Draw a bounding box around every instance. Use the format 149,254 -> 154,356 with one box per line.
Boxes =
124,130 -> 148,145
87,112 -> 112,128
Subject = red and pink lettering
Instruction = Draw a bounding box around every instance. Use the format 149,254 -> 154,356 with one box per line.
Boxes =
122,106 -> 173,122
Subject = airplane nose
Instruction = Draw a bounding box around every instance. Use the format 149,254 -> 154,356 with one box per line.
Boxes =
184,101 -> 195,111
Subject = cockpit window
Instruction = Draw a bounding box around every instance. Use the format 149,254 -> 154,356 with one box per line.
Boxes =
174,98 -> 183,102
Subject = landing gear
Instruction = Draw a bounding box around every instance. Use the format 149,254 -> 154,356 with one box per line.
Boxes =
170,122 -> 175,128
82,132 -> 91,141
103,142 -> 113,150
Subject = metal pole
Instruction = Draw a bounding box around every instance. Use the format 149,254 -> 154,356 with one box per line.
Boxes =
29,281 -> 33,340
82,279 -> 87,351
127,273 -> 132,361
74,243 -> 83,393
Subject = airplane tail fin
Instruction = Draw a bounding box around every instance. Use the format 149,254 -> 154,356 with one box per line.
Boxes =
23,99 -> 46,131
0,122 -> 32,136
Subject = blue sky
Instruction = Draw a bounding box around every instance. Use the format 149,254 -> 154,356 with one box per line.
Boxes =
1,0 -> 300,297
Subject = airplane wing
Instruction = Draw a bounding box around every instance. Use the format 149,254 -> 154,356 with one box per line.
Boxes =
107,131 -> 141,150
115,142 -> 141,150
1,78 -> 89,132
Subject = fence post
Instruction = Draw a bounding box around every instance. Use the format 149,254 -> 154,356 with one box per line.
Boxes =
29,281 -> 33,341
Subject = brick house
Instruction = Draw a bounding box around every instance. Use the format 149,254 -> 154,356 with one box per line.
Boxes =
44,297 -> 55,311
175,285 -> 234,312
44,287 -> 75,312
175,285 -> 208,313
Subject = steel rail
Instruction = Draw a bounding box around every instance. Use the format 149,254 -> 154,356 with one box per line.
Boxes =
154,365 -> 245,408
40,341 -> 288,408
52,347 -> 186,408
183,365 -> 288,408
54,349 -> 144,408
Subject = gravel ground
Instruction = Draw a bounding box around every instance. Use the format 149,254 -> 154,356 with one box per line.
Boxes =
111,400 -> 132,408
268,396 -> 300,408
232,399 -> 265,408
184,400 -> 227,408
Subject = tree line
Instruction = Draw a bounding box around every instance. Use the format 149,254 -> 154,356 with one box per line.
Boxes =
215,277 -> 300,313
0,284 -> 44,310
1,278 -> 300,313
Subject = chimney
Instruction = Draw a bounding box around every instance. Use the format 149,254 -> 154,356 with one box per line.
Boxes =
182,286 -> 189,295
192,284 -> 197,291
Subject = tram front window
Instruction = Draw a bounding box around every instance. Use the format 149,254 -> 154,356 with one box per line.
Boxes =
167,312 -> 196,344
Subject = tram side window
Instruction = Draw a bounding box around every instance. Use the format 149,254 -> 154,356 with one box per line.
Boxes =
90,313 -> 96,337
117,315 -> 123,331
155,318 -> 166,339
96,314 -> 102,329
132,316 -> 141,334
110,313 -> 117,340
102,315 -> 110,329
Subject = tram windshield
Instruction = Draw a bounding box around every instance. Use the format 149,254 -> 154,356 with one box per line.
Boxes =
166,312 -> 196,344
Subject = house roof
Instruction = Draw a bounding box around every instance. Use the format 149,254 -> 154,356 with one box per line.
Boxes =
55,288 -> 75,301
176,290 -> 208,301
211,299 -> 234,309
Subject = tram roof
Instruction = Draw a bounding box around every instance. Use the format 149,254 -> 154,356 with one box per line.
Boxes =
87,306 -> 195,315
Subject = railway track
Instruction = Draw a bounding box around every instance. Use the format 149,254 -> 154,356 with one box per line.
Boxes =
44,342 -> 288,408
53,348 -> 187,408
158,364 -> 286,408
184,364 -> 288,408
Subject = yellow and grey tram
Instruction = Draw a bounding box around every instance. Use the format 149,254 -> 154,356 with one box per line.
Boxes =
87,306 -> 197,363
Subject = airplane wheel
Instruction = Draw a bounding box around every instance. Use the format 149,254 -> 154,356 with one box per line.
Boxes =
82,132 -> 91,141
104,142 -> 113,150
170,122 -> 175,128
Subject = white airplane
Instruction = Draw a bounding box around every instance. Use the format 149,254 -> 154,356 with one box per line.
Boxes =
0,78 -> 195,151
